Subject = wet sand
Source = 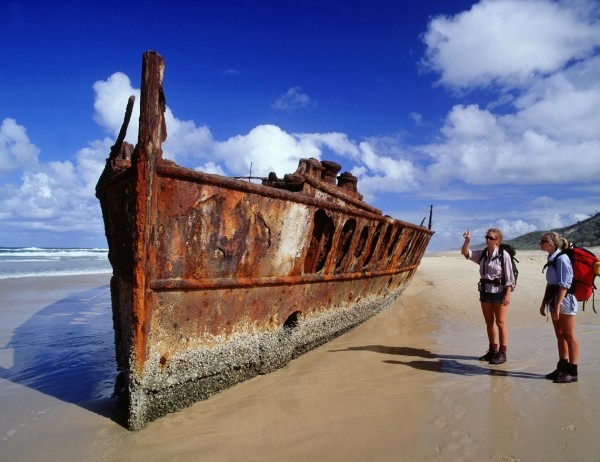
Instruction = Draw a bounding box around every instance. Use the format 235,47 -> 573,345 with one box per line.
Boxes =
1,251 -> 600,461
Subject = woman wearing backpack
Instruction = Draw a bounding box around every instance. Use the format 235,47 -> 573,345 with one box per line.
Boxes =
540,232 -> 579,383
461,228 -> 516,365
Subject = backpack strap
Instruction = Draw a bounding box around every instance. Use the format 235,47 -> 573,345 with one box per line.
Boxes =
588,282 -> 597,313
542,250 -> 566,273
499,247 -> 506,285
479,248 -> 506,286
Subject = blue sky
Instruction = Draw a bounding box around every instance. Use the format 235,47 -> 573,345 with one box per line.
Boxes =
1,0 -> 599,251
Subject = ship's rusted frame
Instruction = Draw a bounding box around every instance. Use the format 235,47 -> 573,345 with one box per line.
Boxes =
96,51 -> 433,430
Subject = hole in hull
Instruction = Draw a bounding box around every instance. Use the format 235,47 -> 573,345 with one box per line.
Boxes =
283,311 -> 302,330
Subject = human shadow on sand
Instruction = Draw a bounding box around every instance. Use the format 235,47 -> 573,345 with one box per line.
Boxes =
331,345 -> 545,379
330,345 -> 473,361
0,284 -> 121,421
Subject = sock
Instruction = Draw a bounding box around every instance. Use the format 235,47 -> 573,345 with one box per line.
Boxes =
490,343 -> 498,352
499,345 -> 507,353
568,363 -> 578,376
557,358 -> 568,372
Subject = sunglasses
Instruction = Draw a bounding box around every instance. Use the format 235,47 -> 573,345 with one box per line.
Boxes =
540,240 -> 549,245
485,236 -> 496,241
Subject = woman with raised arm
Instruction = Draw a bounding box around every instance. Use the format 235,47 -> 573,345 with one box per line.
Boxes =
540,232 -> 579,383
461,228 -> 515,365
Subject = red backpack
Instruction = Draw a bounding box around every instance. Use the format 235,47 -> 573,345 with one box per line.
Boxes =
545,245 -> 600,312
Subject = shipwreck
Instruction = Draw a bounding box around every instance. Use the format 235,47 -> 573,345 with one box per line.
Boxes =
96,51 -> 433,430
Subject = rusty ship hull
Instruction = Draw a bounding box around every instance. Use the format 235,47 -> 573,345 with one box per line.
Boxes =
96,51 -> 433,430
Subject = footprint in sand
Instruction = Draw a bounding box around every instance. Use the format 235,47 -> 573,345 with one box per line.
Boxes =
434,415 -> 447,428
553,440 -> 567,449
510,430 -> 520,442
454,405 -> 467,418
494,455 -> 520,462
3,408 -> 49,440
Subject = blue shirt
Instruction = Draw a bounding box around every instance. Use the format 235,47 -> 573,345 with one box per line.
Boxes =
546,249 -> 577,309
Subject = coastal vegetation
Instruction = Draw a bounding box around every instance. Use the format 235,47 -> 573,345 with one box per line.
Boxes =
506,213 -> 600,250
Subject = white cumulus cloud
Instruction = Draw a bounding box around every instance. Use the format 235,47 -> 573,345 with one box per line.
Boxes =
422,0 -> 600,89
0,118 -> 40,175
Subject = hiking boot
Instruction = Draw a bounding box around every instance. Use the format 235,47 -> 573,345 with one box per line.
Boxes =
547,359 -> 568,380
489,350 -> 507,365
554,372 -> 578,384
479,349 -> 497,361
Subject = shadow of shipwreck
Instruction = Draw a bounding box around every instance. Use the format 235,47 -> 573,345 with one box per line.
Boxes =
0,284 -> 122,421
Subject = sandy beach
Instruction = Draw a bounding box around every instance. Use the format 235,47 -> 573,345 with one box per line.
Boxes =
2,251 -> 600,462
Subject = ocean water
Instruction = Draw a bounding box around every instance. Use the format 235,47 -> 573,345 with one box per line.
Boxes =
0,248 -> 117,430
0,247 -> 111,279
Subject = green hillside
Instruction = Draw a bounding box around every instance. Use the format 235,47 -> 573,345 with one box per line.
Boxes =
505,213 -> 600,250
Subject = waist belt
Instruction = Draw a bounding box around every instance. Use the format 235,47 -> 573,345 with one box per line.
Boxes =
479,278 -> 503,293
480,278 -> 502,286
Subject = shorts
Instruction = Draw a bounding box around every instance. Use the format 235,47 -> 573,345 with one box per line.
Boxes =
480,290 -> 505,304
551,303 -> 578,316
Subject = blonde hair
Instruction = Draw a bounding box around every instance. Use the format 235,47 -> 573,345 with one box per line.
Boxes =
487,228 -> 504,245
541,231 -> 569,251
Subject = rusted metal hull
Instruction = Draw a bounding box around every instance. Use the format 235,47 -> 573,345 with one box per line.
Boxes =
96,51 -> 433,430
